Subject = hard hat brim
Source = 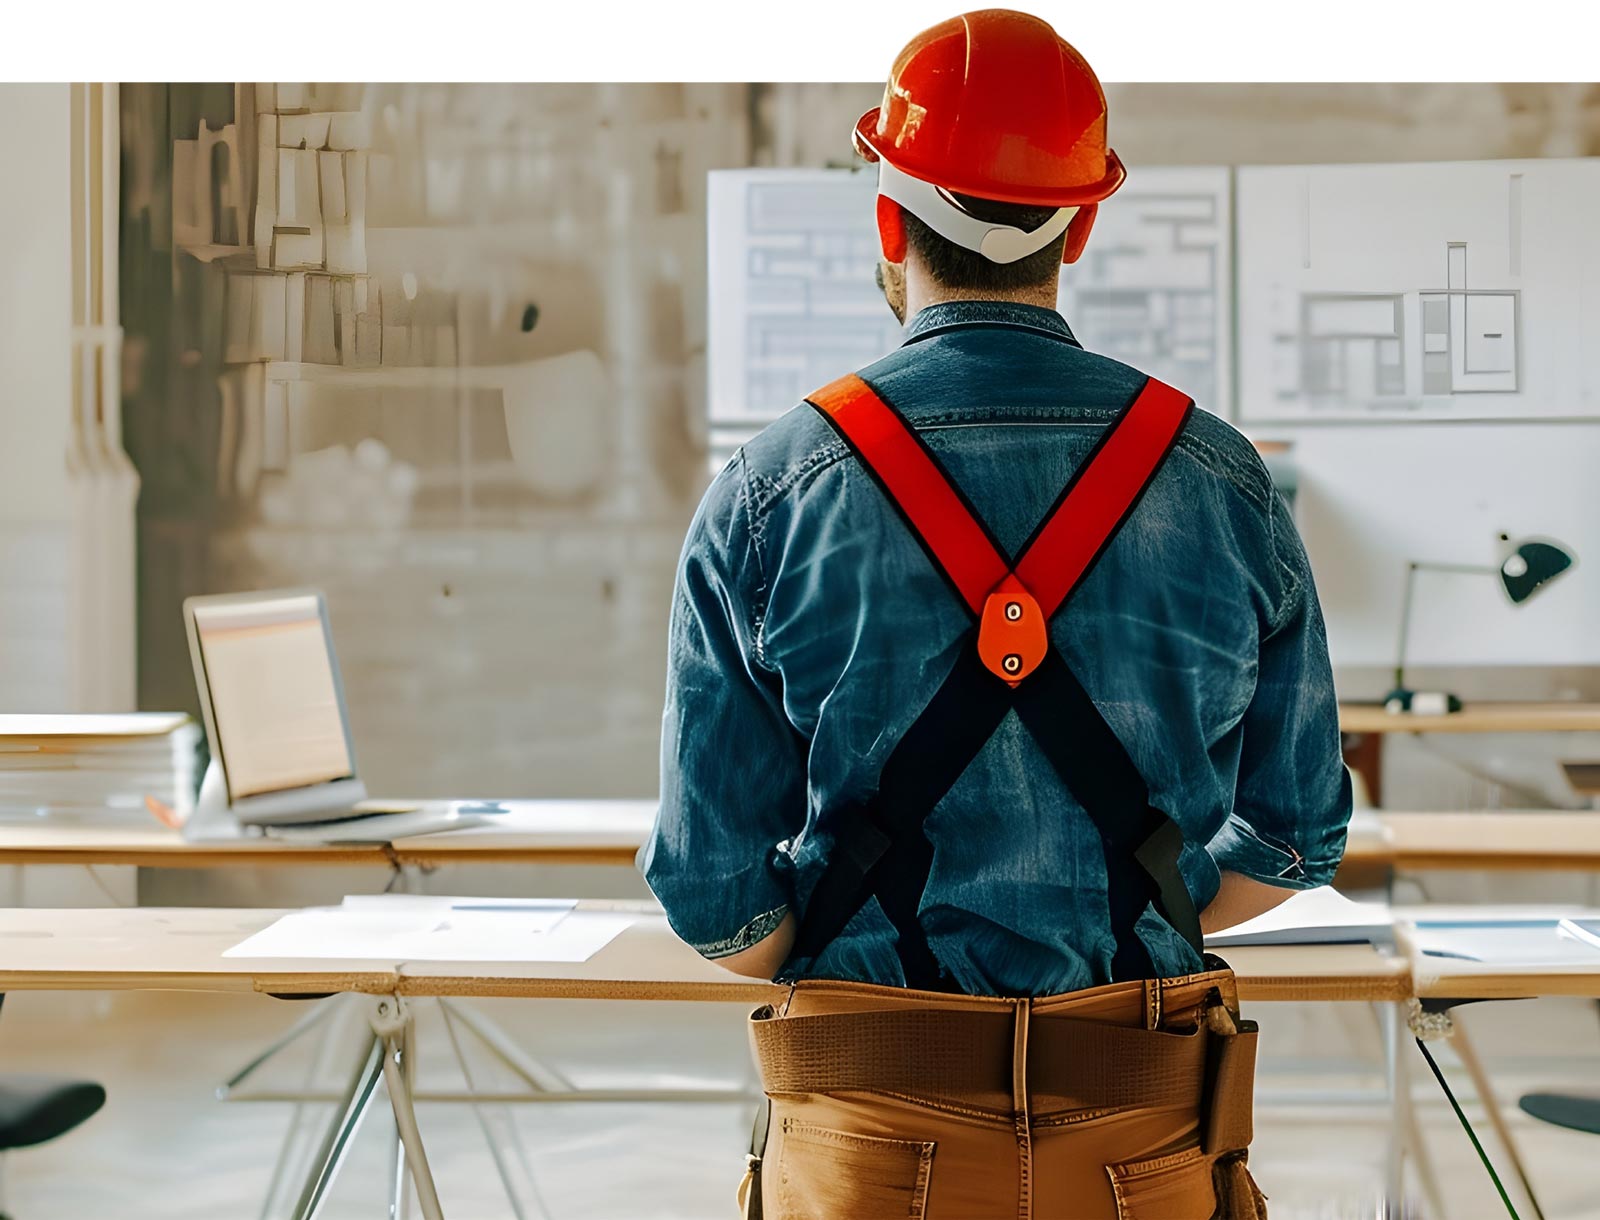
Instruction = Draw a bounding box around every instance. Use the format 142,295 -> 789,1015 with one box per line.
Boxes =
853,107 -> 1127,209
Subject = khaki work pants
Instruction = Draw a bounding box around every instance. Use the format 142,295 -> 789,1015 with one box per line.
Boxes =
740,965 -> 1266,1220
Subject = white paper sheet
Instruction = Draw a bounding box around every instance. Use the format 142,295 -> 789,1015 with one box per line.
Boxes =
1410,918 -> 1600,968
221,908 -> 443,960
1204,886 -> 1393,947
224,896 -> 629,963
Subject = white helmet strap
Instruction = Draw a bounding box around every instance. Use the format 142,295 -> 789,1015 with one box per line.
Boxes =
877,158 -> 1078,266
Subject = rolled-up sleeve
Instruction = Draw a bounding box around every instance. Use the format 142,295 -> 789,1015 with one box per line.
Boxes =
638,451 -> 808,958
1211,492 -> 1353,888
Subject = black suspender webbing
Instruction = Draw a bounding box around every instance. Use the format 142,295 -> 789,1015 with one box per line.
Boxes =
789,372 -> 1200,989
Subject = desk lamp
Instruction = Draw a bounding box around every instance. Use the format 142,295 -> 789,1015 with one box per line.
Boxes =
1387,535 -> 1575,714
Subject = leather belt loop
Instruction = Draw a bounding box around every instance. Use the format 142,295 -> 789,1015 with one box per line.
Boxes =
1013,999 -> 1033,1220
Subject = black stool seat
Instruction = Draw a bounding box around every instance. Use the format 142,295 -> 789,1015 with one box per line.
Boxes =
1519,1091 -> 1600,1136
0,1076 -> 105,1150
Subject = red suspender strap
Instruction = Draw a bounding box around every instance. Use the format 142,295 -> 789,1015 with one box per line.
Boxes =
1013,377 -> 1193,617
807,372 -> 1192,620
808,374 -> 1009,616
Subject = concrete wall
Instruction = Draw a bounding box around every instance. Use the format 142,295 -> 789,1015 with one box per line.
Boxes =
0,84 -> 74,710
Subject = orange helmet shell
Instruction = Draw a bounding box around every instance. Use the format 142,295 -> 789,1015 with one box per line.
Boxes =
854,9 -> 1125,208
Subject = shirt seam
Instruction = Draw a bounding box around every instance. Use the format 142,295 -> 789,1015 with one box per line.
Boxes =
1264,495 -> 1305,636
735,448 -> 777,671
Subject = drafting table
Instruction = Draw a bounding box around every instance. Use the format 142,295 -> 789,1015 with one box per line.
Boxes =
0,802 -> 658,1216
0,903 -> 1403,1219
1339,701 -> 1600,806
1400,904 -> 1600,1002
1395,905 -> 1600,1218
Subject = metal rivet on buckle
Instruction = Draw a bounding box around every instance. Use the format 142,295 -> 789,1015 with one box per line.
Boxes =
1004,601 -> 1023,622
1002,654 -> 1022,675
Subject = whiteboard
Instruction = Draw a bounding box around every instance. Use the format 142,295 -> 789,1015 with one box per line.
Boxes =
1237,159 -> 1600,423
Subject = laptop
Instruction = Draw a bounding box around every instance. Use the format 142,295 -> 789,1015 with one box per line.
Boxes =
183,588 -> 499,841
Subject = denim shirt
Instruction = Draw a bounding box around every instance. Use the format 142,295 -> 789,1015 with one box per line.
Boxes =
640,300 -> 1352,997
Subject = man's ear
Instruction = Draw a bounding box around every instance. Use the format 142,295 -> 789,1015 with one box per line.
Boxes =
876,196 -> 907,263
1062,204 -> 1098,265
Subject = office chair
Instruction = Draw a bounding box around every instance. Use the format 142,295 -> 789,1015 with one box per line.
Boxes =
0,998 -> 107,1219
1518,1091 -> 1600,1136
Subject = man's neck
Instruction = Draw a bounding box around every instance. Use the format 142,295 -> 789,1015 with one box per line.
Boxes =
904,276 -> 1062,321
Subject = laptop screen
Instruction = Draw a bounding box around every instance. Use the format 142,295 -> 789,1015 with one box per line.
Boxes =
191,593 -> 356,801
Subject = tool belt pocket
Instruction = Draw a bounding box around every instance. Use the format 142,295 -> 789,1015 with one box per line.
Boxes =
1201,1010 -> 1259,1157
768,1120 -> 935,1220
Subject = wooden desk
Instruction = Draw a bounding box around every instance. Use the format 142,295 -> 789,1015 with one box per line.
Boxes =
1379,812 -> 1600,871
0,903 -> 778,1003
0,800 -> 658,871
1340,702 -> 1600,736
1220,943 -> 1410,1004
0,903 -> 1400,1006
1339,702 -> 1600,806
0,823 -> 393,869
1336,809 -> 1600,888
0,906 -> 397,995
392,800 -> 654,868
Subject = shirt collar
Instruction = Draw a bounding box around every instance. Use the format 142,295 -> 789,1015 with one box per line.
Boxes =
901,300 -> 1082,348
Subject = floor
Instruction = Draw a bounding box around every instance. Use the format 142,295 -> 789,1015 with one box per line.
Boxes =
3,987 -> 1600,1219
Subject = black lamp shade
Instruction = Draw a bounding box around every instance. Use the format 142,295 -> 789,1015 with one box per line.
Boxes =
1500,540 -> 1573,605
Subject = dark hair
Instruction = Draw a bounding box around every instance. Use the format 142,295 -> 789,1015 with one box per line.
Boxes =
900,192 -> 1068,290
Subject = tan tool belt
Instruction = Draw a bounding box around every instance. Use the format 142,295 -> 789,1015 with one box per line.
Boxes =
739,966 -> 1260,1219
750,1004 -> 1212,1112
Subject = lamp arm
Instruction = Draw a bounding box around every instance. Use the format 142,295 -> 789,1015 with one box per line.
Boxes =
1393,560 -> 1500,692
1410,561 -> 1500,577
1393,562 -> 1418,693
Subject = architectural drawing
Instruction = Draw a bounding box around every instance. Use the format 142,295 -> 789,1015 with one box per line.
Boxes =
707,169 -> 904,468
1239,159 -> 1600,421
1056,167 -> 1232,412
708,167 -> 1234,469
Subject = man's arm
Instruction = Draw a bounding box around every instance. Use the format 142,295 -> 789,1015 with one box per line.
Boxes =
1200,872 -> 1294,935
637,453 -> 809,978
1208,489 -> 1353,900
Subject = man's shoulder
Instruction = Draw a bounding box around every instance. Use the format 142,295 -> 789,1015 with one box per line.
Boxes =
728,342 -> 1274,517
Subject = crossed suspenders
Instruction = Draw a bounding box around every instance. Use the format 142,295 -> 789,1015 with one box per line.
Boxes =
789,371 -> 1205,989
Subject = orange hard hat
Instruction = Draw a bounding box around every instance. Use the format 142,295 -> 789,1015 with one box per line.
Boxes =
856,9 -> 1124,263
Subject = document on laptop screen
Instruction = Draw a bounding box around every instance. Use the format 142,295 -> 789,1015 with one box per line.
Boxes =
195,595 -> 353,799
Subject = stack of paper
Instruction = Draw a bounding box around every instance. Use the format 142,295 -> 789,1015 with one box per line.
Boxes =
0,714 -> 201,823
224,895 -> 632,964
1204,886 -> 1393,948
